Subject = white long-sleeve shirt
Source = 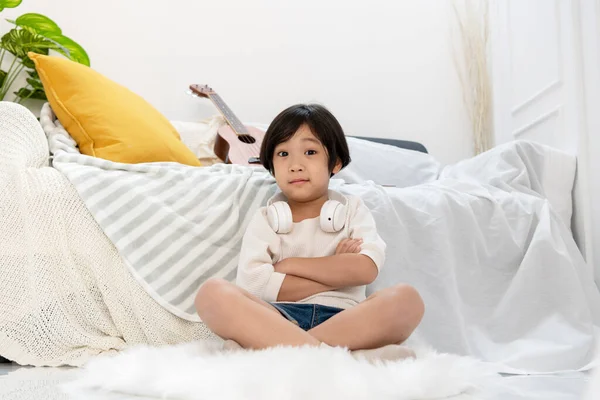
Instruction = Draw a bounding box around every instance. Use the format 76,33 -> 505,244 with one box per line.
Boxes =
235,193 -> 386,309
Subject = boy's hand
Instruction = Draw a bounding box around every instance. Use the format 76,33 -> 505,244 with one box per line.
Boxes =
335,238 -> 363,255
273,258 -> 292,274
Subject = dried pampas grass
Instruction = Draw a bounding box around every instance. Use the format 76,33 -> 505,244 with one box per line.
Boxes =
452,0 -> 494,155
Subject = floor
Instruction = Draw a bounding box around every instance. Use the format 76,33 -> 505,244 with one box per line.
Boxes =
0,363 -> 592,399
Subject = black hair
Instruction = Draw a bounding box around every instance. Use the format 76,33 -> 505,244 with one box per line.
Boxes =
260,104 -> 351,176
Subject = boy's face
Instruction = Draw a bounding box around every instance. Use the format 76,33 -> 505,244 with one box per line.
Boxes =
272,124 -> 341,204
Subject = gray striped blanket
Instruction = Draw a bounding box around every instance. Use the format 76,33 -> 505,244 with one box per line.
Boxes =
46,119 -> 278,321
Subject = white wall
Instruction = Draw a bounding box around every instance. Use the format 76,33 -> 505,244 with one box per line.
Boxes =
0,0 -> 473,165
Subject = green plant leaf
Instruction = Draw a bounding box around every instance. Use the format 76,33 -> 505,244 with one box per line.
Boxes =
20,54 -> 35,69
26,69 -> 38,79
43,33 -> 89,66
0,69 -> 6,87
14,87 -> 47,100
1,28 -> 54,58
26,69 -> 39,79
26,77 -> 43,90
0,0 -> 22,10
6,13 -> 90,66
14,13 -> 62,35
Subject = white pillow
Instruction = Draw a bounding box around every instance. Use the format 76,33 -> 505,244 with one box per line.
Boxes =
170,117 -> 225,165
335,137 -> 441,187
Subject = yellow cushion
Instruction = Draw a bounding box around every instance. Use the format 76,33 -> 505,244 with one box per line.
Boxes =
29,53 -> 201,166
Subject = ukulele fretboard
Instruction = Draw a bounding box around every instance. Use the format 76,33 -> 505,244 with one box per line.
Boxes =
209,93 -> 248,135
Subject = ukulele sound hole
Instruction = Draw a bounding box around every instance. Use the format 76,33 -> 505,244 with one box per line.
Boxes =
237,135 -> 256,144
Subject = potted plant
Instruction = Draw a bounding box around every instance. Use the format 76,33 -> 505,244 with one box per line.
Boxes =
0,0 -> 89,105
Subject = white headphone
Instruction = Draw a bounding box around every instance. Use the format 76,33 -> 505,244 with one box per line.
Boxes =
266,190 -> 348,234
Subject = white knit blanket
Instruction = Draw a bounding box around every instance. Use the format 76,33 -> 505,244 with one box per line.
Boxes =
0,102 -> 219,367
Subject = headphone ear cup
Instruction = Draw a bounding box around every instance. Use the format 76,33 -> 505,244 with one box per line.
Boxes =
320,200 -> 346,233
267,201 -> 293,234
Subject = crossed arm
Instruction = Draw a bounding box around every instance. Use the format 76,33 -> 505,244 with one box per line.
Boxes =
236,202 -> 386,303
274,239 -> 379,302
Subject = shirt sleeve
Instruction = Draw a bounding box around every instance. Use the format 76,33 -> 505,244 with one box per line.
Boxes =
235,208 -> 285,302
349,197 -> 387,271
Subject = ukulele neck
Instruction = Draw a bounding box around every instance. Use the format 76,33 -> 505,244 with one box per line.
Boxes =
208,93 -> 248,135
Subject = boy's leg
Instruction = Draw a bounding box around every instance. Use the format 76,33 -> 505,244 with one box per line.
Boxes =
195,278 -> 321,350
307,284 -> 424,350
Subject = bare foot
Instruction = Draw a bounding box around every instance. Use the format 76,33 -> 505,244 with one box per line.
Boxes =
222,339 -> 243,351
351,344 -> 416,363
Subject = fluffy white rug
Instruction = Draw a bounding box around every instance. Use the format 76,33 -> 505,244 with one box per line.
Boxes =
62,340 -> 503,400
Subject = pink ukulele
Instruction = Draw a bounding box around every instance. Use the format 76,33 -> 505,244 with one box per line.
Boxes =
188,84 -> 266,166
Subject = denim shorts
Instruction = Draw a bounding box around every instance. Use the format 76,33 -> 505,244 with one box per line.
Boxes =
270,302 -> 344,331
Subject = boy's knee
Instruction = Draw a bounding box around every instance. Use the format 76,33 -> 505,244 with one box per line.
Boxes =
386,284 -> 425,326
402,285 -> 425,319
195,278 -> 236,312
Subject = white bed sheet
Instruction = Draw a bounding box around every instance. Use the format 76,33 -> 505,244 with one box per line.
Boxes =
351,140 -> 600,374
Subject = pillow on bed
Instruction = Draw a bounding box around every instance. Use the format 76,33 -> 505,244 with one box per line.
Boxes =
335,137 -> 441,187
29,53 -> 201,166
170,118 -> 223,165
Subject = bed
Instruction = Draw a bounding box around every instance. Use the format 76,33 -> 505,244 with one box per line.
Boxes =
0,102 -> 598,399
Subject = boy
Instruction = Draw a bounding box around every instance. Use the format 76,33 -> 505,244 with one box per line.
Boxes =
195,104 -> 424,362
